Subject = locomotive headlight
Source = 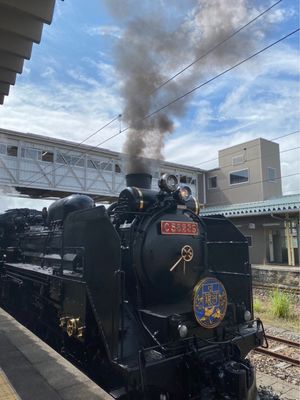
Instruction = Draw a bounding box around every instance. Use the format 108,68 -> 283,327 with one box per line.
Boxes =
179,185 -> 192,202
159,173 -> 179,193
244,310 -> 252,321
178,324 -> 188,338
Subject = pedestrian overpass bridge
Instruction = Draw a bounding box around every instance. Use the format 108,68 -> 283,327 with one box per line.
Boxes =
0,128 -> 205,203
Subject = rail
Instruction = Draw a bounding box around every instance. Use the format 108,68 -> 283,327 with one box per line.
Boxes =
255,334 -> 300,367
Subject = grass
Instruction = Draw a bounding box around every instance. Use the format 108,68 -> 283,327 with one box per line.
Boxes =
253,288 -> 299,332
269,289 -> 291,319
253,298 -> 263,313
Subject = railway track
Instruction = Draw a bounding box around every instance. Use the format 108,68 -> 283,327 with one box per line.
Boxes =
253,283 -> 300,294
255,334 -> 300,367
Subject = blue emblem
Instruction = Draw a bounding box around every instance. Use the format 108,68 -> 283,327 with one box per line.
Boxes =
193,277 -> 227,328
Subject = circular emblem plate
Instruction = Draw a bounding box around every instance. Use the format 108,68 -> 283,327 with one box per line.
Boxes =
193,277 -> 227,329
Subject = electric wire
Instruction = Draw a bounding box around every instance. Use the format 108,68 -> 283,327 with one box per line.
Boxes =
194,130 -> 300,167
15,27 -> 299,186
151,0 -> 283,94
198,145 -> 300,176
145,29 -> 300,120
24,0 -> 282,185
96,28 -> 300,148
203,172 -> 299,206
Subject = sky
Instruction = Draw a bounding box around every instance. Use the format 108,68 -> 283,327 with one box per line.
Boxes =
0,0 -> 299,212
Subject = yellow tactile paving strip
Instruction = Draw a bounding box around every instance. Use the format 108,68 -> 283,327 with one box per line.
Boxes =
0,369 -> 19,400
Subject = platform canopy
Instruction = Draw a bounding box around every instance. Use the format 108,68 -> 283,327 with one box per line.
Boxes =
201,194 -> 300,217
0,0 -> 56,105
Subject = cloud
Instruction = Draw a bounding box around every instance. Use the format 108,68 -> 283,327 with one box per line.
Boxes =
67,69 -> 100,86
264,6 -> 296,24
85,25 -> 122,39
22,65 -> 31,76
41,66 -> 55,78
0,74 -> 124,150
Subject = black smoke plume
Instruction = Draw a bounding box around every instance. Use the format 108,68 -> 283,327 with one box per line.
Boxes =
104,0 -> 259,173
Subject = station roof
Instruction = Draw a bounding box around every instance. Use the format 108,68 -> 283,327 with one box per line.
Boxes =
0,0 -> 56,105
201,194 -> 300,217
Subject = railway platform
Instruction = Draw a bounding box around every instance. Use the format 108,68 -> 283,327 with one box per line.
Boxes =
257,371 -> 299,400
252,264 -> 300,291
0,307 -> 112,400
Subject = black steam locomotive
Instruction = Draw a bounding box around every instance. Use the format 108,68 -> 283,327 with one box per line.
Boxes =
0,173 -> 265,399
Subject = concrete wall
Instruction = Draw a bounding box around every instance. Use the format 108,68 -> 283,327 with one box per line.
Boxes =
205,138 -> 282,206
260,139 -> 282,199
251,265 -> 300,289
229,214 -> 299,265
232,216 -> 269,264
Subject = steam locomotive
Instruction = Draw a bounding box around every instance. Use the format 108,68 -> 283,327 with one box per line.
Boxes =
0,173 -> 265,399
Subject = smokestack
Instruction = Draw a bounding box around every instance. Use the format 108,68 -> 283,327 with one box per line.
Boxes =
126,173 -> 152,189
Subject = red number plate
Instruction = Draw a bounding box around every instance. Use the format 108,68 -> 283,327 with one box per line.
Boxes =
161,221 -> 199,235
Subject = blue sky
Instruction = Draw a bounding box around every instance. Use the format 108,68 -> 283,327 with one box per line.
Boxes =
0,0 -> 299,210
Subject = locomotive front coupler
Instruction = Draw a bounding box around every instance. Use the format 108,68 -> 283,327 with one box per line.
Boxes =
231,319 -> 265,357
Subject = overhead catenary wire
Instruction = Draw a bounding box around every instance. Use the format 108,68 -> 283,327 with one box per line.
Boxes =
24,0 -> 282,186
194,130 -> 300,167
203,172 -> 299,202
151,0 -> 283,94
96,28 -> 300,148
19,25 -> 299,186
196,145 -> 300,174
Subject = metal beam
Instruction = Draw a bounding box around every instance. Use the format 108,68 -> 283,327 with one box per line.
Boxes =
0,51 -> 24,73
0,82 -> 10,96
0,6 -> 44,43
0,0 -> 56,105
0,68 -> 16,85
0,30 -> 33,59
0,0 -> 56,24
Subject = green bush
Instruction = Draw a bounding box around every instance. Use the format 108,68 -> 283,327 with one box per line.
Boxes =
269,289 -> 291,319
253,299 -> 263,314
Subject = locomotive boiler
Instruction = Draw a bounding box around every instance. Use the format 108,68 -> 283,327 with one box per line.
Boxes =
0,172 -> 265,399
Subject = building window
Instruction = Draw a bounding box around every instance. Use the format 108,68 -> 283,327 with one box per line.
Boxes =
56,153 -> 84,167
229,169 -> 249,185
21,147 -> 41,160
245,236 -> 252,247
101,162 -> 113,171
208,176 -> 217,189
180,175 -> 196,185
267,167 -> 276,182
71,156 -> 85,167
232,154 -> 245,165
87,158 -> 99,169
6,145 -> 18,157
42,151 -> 54,163
115,163 -> 121,173
0,143 -> 6,154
